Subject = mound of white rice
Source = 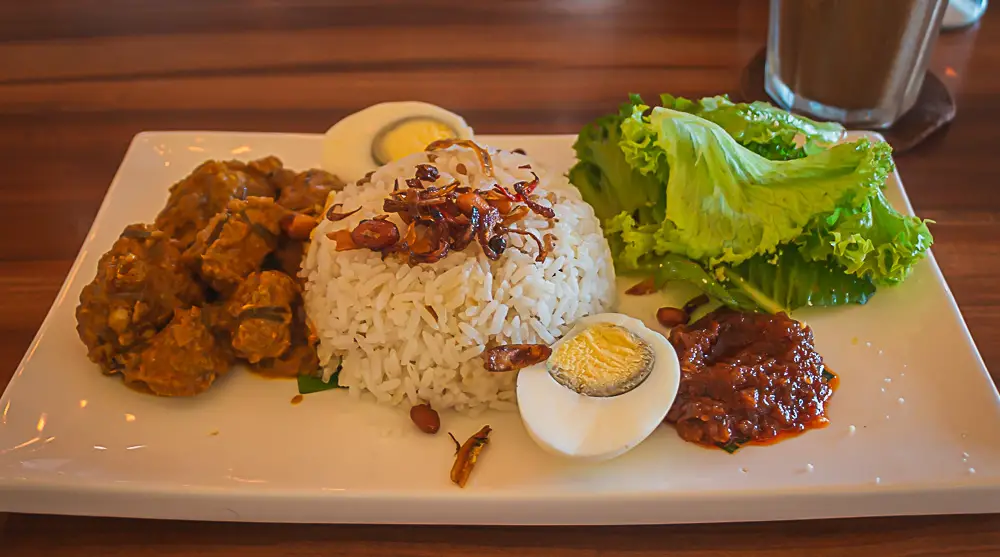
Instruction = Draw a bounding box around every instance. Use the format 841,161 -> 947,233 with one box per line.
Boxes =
303,145 -> 616,413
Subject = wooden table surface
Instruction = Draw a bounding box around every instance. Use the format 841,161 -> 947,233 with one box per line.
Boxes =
1,1 -> 998,555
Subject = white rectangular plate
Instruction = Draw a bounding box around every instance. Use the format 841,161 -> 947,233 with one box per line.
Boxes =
1,132 -> 998,525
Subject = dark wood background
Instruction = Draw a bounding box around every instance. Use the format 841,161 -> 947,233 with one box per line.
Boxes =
1,1 -> 998,554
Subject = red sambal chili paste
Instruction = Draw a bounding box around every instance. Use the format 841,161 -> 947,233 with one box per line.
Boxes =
665,308 -> 837,452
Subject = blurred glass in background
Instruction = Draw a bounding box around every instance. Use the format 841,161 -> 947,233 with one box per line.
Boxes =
765,0 -> 949,128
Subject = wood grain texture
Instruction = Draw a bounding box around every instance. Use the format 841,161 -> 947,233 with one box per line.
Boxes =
0,0 -> 997,554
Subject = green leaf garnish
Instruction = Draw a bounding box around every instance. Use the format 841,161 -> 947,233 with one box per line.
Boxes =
297,360 -> 345,395
821,370 -> 836,383
719,441 -> 743,454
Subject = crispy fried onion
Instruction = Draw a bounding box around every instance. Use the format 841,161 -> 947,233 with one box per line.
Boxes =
326,203 -> 361,221
482,344 -> 552,372
625,277 -> 657,296
425,138 -> 494,178
325,163 -> 555,265
414,164 -> 439,182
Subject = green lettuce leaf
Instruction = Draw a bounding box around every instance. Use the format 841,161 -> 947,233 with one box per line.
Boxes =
659,94 -> 845,161
568,97 -> 664,223
796,188 -> 934,286
630,253 -> 759,312
569,93 -> 933,314
617,106 -> 894,268
725,247 -> 877,312
628,249 -> 875,314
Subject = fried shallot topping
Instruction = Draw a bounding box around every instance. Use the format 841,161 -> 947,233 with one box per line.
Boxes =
327,143 -> 556,265
326,204 -> 361,221
482,344 -> 552,372
426,139 -> 494,178
625,277 -> 657,296
414,164 -> 440,182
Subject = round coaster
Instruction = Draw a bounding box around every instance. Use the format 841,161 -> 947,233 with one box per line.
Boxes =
737,48 -> 955,154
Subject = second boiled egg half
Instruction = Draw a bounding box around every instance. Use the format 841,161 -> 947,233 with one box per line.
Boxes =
516,313 -> 681,461
321,101 -> 474,184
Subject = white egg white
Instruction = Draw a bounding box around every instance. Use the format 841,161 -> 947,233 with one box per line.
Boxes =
516,313 -> 681,461
321,101 -> 473,183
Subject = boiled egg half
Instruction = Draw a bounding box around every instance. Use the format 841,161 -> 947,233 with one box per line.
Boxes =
516,313 -> 680,461
322,101 -> 474,183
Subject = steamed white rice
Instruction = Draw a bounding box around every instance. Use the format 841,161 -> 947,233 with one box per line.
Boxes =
303,145 -> 615,413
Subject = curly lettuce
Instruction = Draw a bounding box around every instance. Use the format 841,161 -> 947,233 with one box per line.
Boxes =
796,187 -> 933,285
569,94 -> 933,313
658,93 -> 845,160
619,105 -> 895,270
568,99 -> 665,224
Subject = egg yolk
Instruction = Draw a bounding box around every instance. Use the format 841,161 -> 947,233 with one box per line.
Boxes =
374,118 -> 457,164
547,323 -> 655,397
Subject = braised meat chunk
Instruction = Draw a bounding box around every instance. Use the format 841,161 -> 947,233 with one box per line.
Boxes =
184,197 -> 287,293
75,156 -> 337,398
125,307 -> 233,397
155,159 -> 278,247
276,169 -> 344,216
251,305 -> 320,378
224,271 -> 300,364
666,309 -> 835,448
198,301 -> 236,338
266,237 -> 307,278
249,155 -> 315,199
75,224 -> 204,374
247,155 -> 296,189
